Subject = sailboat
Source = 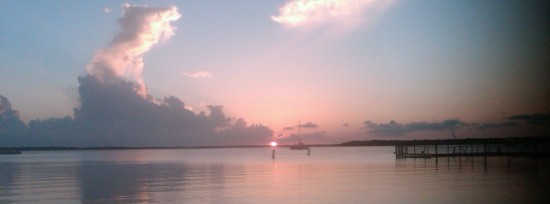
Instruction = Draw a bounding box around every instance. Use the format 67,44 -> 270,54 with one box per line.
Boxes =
289,121 -> 309,150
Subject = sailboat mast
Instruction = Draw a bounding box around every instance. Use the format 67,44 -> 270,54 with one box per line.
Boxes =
298,120 -> 301,143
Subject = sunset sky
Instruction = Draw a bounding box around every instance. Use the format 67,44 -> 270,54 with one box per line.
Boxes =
1,0 -> 549,145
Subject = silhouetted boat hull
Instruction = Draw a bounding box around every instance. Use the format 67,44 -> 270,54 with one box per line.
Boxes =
289,142 -> 309,150
289,121 -> 309,150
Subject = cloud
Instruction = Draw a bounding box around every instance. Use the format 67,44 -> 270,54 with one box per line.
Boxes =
0,95 -> 27,139
272,0 -> 394,28
282,122 -> 320,130
1,76 -> 274,147
103,8 -> 112,14
405,119 -> 466,131
278,131 -> 328,144
283,126 -> 295,130
0,97 -> 5,114
300,122 -> 319,128
508,113 -> 550,125
363,119 -> 471,136
216,118 -> 274,145
0,5 -> 274,147
475,121 -> 520,130
182,71 -> 213,78
87,4 -> 181,96
0,96 -> 20,121
363,114 -> 550,137
277,122 -> 320,141
363,120 -> 407,136
74,4 -> 271,146
70,75 -> 246,146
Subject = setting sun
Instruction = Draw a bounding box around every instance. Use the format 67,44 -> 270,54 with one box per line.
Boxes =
270,142 -> 278,147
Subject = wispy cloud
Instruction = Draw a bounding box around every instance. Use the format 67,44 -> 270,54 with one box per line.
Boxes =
283,126 -> 295,130
182,71 -> 213,78
300,122 -> 319,128
272,0 -> 394,28
103,8 -> 112,14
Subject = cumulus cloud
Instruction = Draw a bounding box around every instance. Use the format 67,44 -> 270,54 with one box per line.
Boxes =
1,76 -> 274,147
0,98 -> 5,114
0,95 -> 27,139
272,0 -> 394,28
87,4 -> 181,96
182,71 -> 213,78
72,5 -> 272,146
0,96 -> 19,120
216,118 -> 274,145
69,75 -> 273,146
0,5 -> 274,147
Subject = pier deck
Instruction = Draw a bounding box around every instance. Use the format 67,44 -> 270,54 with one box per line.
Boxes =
395,143 -> 550,159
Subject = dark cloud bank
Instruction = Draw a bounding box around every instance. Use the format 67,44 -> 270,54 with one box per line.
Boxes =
0,77 -> 273,147
363,115 -> 550,137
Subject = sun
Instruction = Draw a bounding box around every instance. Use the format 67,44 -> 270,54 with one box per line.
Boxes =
270,142 -> 278,147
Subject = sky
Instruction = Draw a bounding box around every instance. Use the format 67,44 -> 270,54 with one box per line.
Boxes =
1,0 -> 549,146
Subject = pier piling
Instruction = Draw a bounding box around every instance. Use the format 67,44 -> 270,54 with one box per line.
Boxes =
394,141 -> 549,163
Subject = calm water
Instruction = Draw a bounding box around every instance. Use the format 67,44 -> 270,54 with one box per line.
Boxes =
1,146 -> 549,203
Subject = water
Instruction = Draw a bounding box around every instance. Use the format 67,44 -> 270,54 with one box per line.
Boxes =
1,146 -> 549,203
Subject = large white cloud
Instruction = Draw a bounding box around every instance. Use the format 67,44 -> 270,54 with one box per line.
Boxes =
87,4 -> 181,96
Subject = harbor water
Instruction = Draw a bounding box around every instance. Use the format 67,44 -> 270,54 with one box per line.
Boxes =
1,146 -> 549,203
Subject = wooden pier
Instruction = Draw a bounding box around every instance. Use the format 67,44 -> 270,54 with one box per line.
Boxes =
395,142 -> 550,159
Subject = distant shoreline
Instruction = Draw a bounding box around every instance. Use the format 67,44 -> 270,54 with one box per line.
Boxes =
1,137 -> 548,151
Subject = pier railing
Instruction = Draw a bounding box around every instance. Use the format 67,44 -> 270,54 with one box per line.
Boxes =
395,143 -> 550,159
